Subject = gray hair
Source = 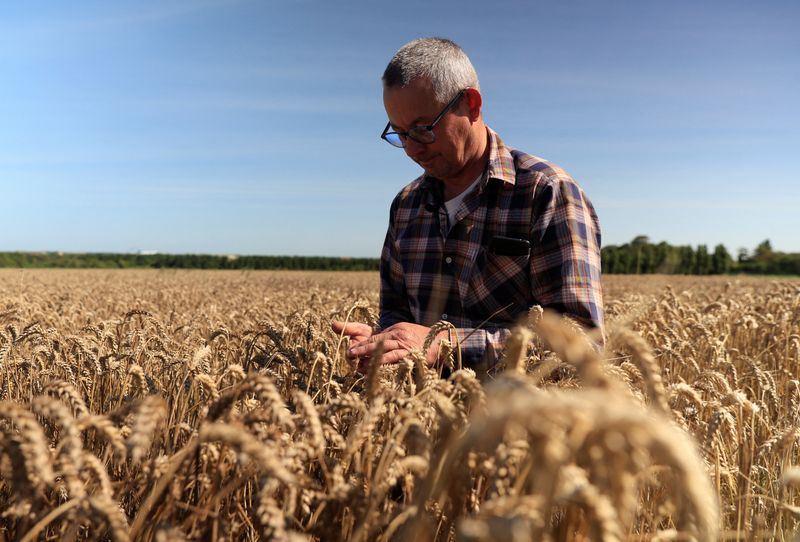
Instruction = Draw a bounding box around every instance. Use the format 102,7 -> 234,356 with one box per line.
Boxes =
382,37 -> 480,104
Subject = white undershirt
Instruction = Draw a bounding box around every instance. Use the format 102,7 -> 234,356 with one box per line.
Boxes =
444,174 -> 484,228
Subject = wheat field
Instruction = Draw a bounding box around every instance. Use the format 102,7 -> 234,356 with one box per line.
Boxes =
0,269 -> 798,541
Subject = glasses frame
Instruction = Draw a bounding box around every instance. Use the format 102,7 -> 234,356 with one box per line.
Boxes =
380,89 -> 466,148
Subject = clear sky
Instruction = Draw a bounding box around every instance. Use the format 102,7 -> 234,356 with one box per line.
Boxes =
2,1 -> 798,257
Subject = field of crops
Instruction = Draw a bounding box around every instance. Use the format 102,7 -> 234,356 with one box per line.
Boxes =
0,269 -> 798,541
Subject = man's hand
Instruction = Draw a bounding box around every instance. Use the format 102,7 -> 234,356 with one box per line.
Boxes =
342,322 -> 446,368
332,320 -> 448,370
331,320 -> 373,346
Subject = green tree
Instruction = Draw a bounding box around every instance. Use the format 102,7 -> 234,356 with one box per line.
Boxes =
678,246 -> 696,274
711,244 -> 732,274
754,240 -> 773,261
631,235 -> 649,274
695,245 -> 711,275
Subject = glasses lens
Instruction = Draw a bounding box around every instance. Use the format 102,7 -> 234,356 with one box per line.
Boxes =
408,128 -> 435,145
384,132 -> 405,148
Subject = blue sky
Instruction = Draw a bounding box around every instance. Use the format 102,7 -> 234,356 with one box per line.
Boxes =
2,1 -> 798,256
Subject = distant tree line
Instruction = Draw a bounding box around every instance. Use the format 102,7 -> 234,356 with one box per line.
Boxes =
1,237 -> 797,275
602,237 -> 800,275
0,252 -> 380,271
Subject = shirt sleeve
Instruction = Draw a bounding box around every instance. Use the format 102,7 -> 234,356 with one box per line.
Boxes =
378,198 -> 414,330
529,176 -> 604,337
452,327 -> 511,368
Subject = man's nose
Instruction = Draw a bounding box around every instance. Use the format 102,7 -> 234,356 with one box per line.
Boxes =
404,137 -> 426,158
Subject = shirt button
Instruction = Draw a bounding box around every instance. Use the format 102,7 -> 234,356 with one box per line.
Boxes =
442,313 -> 448,320
445,256 -> 452,264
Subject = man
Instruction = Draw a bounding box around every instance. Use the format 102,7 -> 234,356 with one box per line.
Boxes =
333,37 -> 603,371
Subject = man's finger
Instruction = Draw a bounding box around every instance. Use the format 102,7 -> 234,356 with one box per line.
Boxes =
367,331 -> 390,344
331,320 -> 373,337
348,338 -> 403,359
346,335 -> 370,347
381,348 -> 410,364
356,348 -> 408,372
331,320 -> 347,333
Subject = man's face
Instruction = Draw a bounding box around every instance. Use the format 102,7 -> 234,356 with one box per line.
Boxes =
383,78 -> 471,181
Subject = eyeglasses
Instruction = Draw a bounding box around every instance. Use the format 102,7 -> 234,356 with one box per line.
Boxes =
380,89 -> 466,148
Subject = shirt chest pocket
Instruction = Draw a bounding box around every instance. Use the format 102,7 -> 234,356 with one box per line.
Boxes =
465,246 -> 531,321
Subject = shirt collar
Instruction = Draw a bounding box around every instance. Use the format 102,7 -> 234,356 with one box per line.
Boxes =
420,126 -> 516,204
485,127 -> 516,186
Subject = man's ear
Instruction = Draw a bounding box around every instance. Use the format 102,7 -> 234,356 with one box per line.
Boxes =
464,88 -> 482,121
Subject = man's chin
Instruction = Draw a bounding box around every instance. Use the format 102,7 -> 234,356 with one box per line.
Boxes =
418,160 -> 445,178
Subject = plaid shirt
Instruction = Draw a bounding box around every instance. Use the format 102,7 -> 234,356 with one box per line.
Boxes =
378,128 -> 604,368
